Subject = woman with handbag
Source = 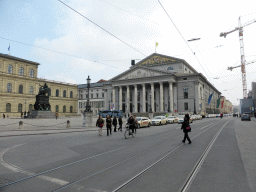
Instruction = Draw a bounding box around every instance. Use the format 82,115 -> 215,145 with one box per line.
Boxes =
181,117 -> 192,144
96,116 -> 104,136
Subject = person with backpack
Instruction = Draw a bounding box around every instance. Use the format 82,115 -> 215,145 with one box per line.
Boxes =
106,115 -> 112,136
118,116 -> 123,131
181,117 -> 192,144
96,116 -> 104,136
113,116 -> 117,132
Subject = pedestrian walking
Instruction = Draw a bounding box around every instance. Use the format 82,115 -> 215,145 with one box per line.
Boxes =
21,112 -> 23,118
96,116 -> 104,136
55,112 -> 58,120
3,114 -> 5,119
181,117 -> 192,144
113,116 -> 117,132
106,115 -> 112,136
118,116 -> 123,131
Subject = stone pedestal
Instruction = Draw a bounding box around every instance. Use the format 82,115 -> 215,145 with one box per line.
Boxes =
27,110 -> 55,119
83,111 -> 93,128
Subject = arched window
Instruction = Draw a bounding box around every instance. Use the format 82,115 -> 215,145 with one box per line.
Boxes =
29,104 -> 33,112
19,67 -> 24,76
56,105 -> 59,112
29,86 -> 34,95
7,83 -> 12,93
63,105 -> 66,113
167,66 -> 174,70
19,85 -> 23,94
18,103 -> 22,113
70,106 -> 73,113
8,65 -> 13,74
6,103 -> 11,112
70,91 -> 73,98
63,90 -> 66,97
30,69 -> 34,77
56,89 -> 59,97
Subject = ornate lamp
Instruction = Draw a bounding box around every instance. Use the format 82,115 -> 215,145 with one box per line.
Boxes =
85,75 -> 91,112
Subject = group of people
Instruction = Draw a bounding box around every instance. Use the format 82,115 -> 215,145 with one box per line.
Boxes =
96,115 -> 123,136
96,113 -> 192,145
96,115 -> 139,136
2,114 -> 9,119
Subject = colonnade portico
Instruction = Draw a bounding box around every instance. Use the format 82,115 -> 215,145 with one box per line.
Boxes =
111,81 -> 174,114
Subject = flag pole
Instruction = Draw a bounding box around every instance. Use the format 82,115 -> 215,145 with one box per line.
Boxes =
8,43 -> 10,55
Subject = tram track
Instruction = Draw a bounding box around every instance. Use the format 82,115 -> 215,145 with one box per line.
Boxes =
0,119 -> 222,191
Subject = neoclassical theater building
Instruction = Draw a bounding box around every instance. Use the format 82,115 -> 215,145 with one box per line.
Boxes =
0,53 -> 77,118
78,53 -> 222,116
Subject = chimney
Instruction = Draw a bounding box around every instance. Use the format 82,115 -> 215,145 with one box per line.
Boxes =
131,60 -> 135,66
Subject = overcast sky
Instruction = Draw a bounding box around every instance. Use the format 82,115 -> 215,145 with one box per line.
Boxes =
1,0 -> 256,105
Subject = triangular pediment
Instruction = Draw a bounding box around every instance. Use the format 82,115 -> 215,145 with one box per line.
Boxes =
136,53 -> 182,66
111,66 -> 171,81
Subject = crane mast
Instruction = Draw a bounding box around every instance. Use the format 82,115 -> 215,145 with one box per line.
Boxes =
220,17 -> 256,99
238,17 -> 247,99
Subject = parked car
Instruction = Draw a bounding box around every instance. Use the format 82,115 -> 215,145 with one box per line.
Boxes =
136,117 -> 152,128
167,116 -> 178,124
196,115 -> 202,120
177,115 -> 185,124
241,114 -> 251,121
151,116 -> 167,126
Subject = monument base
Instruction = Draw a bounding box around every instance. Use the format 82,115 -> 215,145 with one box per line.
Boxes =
85,111 -> 93,128
27,110 -> 55,119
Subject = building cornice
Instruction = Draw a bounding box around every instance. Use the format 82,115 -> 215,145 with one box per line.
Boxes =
0,53 -> 40,66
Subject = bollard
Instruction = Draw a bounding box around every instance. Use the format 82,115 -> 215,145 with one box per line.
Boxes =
66,120 -> 70,128
19,121 -> 23,129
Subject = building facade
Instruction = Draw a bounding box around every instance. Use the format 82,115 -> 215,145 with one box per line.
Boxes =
77,82 -> 105,115
78,53 -> 223,116
0,53 -> 77,118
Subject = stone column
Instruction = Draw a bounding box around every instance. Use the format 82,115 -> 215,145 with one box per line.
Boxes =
134,84 -> 138,113
169,82 -> 173,113
119,86 -> 122,111
160,82 -> 163,112
142,84 -> 146,112
126,85 -> 130,112
112,87 -> 115,110
151,83 -> 154,112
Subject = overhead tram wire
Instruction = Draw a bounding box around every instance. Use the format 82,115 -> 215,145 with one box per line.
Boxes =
97,0 -> 162,26
0,36 -> 130,70
157,0 -> 211,81
57,0 -> 147,57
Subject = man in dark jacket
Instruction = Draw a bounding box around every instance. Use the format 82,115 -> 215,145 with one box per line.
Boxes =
113,116 -> 117,132
118,116 -> 123,131
181,117 -> 192,144
106,115 -> 112,136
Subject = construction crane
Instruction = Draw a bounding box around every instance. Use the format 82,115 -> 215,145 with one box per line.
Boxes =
227,59 -> 256,71
220,17 -> 256,99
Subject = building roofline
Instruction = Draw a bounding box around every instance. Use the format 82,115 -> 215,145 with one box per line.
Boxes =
0,53 -> 40,65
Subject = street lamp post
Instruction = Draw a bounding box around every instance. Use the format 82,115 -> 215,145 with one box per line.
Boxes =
109,101 -> 111,110
149,93 -> 152,113
25,100 -> 27,116
85,76 -> 91,112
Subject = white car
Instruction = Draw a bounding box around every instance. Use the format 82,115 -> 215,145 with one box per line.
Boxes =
151,116 -> 167,126
166,116 -> 177,124
177,115 -> 185,124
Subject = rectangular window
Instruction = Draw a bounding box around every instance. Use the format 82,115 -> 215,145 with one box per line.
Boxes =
86,94 -> 88,98
184,92 -> 188,99
184,103 -> 188,110
96,93 -> 98,98
102,93 -> 104,98
80,94 -> 83,99
91,94 -> 93,98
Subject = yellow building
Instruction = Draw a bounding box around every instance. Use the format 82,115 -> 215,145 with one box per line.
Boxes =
0,53 -> 77,118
